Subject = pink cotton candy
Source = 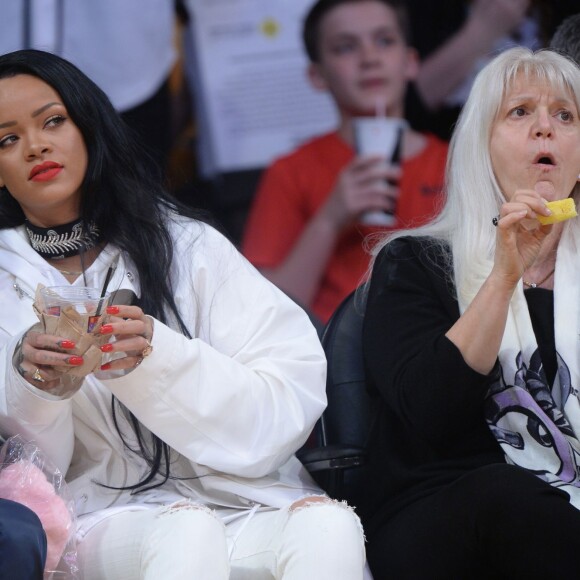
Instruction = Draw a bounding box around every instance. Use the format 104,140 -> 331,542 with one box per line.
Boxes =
0,460 -> 72,573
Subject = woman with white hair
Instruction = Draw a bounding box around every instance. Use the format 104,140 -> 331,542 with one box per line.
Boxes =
359,47 -> 580,577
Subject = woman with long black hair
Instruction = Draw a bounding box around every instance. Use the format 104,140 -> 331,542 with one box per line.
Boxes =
0,49 -> 364,579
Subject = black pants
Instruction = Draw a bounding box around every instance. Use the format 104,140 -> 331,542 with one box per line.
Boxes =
0,498 -> 47,579
367,464 -> 580,579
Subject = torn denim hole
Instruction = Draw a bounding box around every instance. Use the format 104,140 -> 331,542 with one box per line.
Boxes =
288,496 -> 366,542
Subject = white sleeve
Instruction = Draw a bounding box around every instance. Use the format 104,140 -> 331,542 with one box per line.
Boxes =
104,225 -> 327,478
0,333 -> 75,476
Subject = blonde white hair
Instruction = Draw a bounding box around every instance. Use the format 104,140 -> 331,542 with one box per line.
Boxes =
368,47 -> 580,304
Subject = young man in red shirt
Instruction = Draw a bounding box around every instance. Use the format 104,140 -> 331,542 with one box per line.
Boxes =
243,0 -> 448,323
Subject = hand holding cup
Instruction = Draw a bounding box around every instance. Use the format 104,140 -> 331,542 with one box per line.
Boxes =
353,116 -> 407,226
17,286 -> 112,394
94,304 -> 154,379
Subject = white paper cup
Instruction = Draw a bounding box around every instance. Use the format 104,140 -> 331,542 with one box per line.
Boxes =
353,117 -> 407,226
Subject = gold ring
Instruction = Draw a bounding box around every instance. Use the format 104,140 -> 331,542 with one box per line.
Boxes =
32,367 -> 45,383
141,340 -> 153,358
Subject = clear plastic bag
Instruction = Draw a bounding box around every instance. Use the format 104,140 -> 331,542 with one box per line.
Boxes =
0,435 -> 78,579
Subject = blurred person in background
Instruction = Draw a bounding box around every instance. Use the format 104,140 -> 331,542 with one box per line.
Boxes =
0,0 -> 179,174
550,12 -> 580,64
405,0 -> 579,140
243,0 -> 447,324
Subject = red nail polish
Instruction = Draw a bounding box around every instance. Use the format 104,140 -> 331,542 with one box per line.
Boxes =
106,306 -> 120,315
100,363 -> 112,371
68,356 -> 84,366
60,340 -> 75,349
100,324 -> 113,334
100,343 -> 114,352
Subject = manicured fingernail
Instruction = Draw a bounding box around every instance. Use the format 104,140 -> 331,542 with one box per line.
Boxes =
542,199 -> 552,213
59,340 -> 75,349
68,356 -> 84,366
100,363 -> 112,371
100,324 -> 113,334
106,306 -> 120,315
100,343 -> 114,352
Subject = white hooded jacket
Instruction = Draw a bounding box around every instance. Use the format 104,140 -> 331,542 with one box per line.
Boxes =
0,216 -> 326,523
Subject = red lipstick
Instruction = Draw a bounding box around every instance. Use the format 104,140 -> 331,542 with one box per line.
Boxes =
29,161 -> 63,181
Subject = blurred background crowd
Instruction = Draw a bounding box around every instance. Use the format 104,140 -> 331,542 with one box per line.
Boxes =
1,0 -> 578,323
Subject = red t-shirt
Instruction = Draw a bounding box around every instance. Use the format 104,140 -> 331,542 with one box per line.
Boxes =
243,131 -> 448,322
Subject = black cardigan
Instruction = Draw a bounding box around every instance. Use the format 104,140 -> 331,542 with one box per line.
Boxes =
359,237 -> 505,538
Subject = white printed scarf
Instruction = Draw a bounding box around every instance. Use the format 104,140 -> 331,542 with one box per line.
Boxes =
464,231 -> 580,507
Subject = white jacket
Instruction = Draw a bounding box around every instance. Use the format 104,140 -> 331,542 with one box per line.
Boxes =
0,217 -> 326,519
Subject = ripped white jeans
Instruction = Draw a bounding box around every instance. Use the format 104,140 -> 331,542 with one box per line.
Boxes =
76,498 -> 366,579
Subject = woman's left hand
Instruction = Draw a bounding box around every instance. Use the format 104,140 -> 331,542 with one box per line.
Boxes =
97,305 -> 154,373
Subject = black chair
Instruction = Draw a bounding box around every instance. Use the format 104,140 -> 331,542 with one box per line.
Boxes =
298,288 -> 374,506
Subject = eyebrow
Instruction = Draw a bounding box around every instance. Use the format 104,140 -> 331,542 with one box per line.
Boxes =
0,101 -> 60,130
505,93 -> 574,106
32,101 -> 60,117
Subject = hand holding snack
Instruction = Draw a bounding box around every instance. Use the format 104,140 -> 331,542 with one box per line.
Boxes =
492,182 -> 556,287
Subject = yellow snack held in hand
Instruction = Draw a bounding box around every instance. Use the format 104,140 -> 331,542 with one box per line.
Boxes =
537,198 -> 578,225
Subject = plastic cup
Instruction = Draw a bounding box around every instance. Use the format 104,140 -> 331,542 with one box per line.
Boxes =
40,286 -> 110,332
353,116 -> 407,226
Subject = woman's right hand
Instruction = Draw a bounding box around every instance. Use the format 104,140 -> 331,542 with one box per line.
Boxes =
492,184 -> 553,287
14,325 -> 84,390
445,183 -> 552,375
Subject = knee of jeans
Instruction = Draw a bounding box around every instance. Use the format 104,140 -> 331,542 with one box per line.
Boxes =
142,501 -> 229,577
159,500 -> 216,517
283,497 -> 366,571
155,500 -> 226,537
288,496 -> 365,541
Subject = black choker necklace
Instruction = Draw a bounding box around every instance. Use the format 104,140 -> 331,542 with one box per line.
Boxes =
25,218 -> 101,260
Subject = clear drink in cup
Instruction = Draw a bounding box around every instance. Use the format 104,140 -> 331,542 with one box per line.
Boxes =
40,286 -> 109,332
32,286 -> 112,395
